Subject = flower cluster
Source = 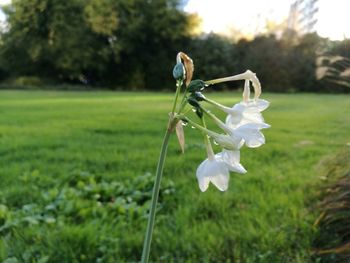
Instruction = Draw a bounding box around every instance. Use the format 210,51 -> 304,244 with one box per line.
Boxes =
172,52 -> 270,192
141,52 -> 271,262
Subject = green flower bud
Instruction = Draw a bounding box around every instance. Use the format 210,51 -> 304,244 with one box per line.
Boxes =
187,97 -> 200,108
187,97 -> 203,119
188,79 -> 206,92
193,91 -> 206,101
173,62 -> 185,80
195,107 -> 203,118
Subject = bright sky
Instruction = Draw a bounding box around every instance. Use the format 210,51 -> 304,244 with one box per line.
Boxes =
185,0 -> 350,40
0,0 -> 10,21
0,0 -> 348,40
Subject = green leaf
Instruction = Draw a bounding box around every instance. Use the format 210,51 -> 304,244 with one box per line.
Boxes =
38,256 -> 50,263
3,257 -> 19,263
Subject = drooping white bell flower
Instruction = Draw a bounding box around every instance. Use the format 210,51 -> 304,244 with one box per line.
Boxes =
203,110 -> 270,149
182,116 -> 244,150
196,149 -> 246,192
206,98 -> 268,129
233,122 -> 270,148
226,79 -> 270,128
196,156 -> 230,192
205,79 -> 270,129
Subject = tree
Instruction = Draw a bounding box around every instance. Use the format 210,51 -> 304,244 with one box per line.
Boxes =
288,33 -> 327,92
1,0 -> 120,83
0,0 -> 197,88
187,33 -> 239,87
238,34 -> 293,92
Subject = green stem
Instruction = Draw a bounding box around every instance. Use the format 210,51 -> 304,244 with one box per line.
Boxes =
201,106 -> 232,134
177,95 -> 188,114
140,129 -> 171,263
171,80 -> 182,114
201,117 -> 215,160
177,81 -> 191,112
204,97 -> 232,113
179,115 -> 219,138
141,79 -> 182,263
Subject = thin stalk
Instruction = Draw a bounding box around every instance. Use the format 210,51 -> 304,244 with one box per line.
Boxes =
179,115 -> 219,138
141,79 -> 182,263
201,117 -> 215,160
171,80 -> 183,114
204,97 -> 232,114
205,72 -> 249,85
204,70 -> 261,99
140,130 -> 171,263
201,107 -> 232,134
177,93 -> 188,113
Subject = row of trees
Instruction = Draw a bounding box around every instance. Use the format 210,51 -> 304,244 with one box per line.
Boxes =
0,0 -> 349,92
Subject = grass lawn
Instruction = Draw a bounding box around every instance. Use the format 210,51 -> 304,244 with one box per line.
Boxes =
0,90 -> 349,262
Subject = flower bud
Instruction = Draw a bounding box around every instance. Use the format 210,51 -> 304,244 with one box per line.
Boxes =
195,107 -> 203,118
177,52 -> 194,86
193,91 -> 206,101
173,62 -> 185,81
187,97 -> 200,108
188,79 -> 206,92
187,97 -> 203,118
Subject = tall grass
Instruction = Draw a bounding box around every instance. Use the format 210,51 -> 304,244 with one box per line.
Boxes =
313,148 -> 350,262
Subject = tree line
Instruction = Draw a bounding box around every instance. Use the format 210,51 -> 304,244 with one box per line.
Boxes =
0,0 -> 349,92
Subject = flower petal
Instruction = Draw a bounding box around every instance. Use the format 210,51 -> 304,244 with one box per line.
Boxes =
242,111 -> 264,125
213,133 -> 243,150
210,172 -> 229,191
196,158 -> 230,191
225,99 -> 269,129
196,160 -> 211,192
197,174 -> 210,192
253,99 -> 270,111
234,123 -> 269,148
225,114 -> 241,128
219,150 -> 247,174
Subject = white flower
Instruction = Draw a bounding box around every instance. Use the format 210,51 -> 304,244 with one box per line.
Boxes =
196,150 -> 246,192
211,133 -> 244,151
204,111 -> 270,150
232,122 -> 270,148
225,99 -> 269,129
196,157 -> 230,192
219,149 -> 247,173
205,77 -> 270,130
193,70 -> 270,192
223,79 -> 270,146
204,94 -> 269,130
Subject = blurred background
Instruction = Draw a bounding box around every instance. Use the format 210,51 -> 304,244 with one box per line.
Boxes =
0,0 -> 349,92
0,1 -> 350,262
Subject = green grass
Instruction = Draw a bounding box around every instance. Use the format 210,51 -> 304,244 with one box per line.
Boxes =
0,90 -> 349,262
